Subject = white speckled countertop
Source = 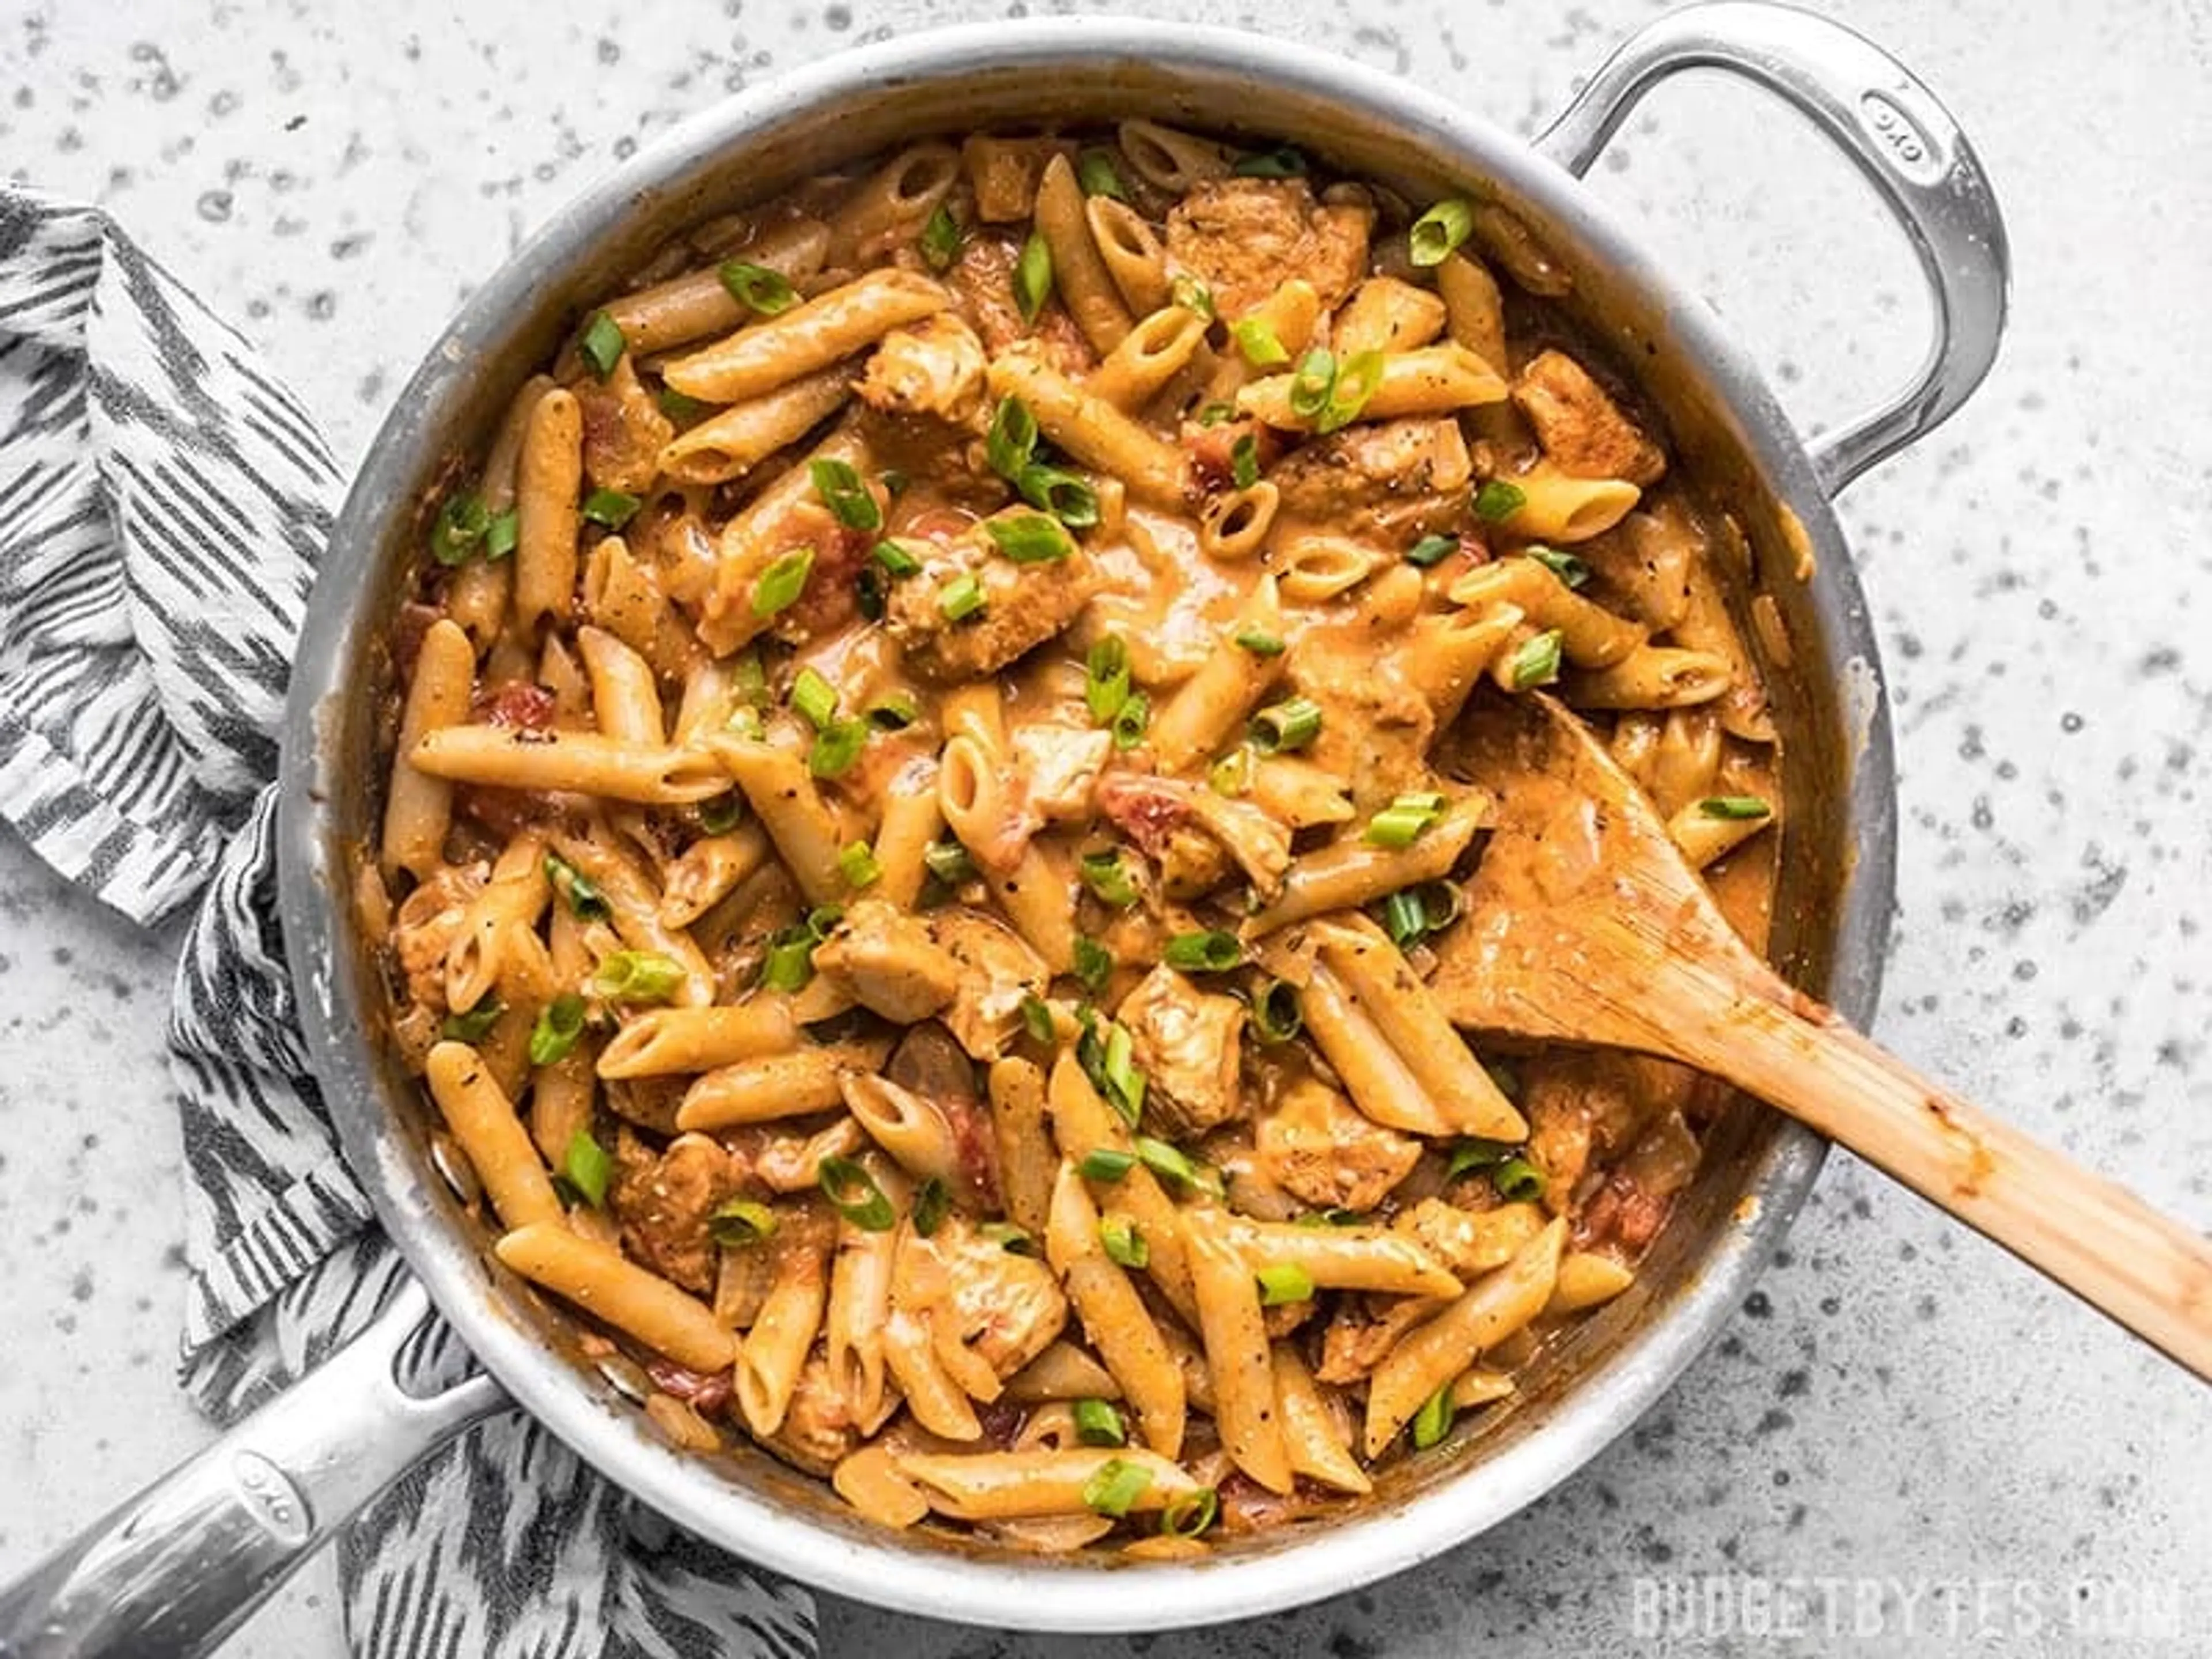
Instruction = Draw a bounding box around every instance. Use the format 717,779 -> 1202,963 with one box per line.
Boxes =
3,0 -> 2209,1654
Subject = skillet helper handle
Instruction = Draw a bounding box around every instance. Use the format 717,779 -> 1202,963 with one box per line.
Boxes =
1532,0 -> 2010,495
1684,1000 -> 2212,1384
0,1279 -> 507,1659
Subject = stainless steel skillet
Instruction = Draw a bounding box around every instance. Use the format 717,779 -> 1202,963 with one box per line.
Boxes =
0,6 -> 2005,1651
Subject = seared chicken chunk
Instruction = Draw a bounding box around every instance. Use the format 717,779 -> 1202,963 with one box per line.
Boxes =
857,313 -> 989,427
611,1129 -> 747,1295
575,354 -> 675,495
1512,348 -> 1666,487
813,897 -> 960,1023
764,1353 -> 862,1477
1268,417 -> 1472,542
1287,633 -> 1437,812
927,1213 -> 1069,1377
1118,964 -> 1247,1138
1165,177 -> 1371,319
928,909 -> 1050,1062
391,863 -> 486,1018
1010,721 -> 1114,823
884,509 -> 1100,683
1254,1077 -> 1422,1213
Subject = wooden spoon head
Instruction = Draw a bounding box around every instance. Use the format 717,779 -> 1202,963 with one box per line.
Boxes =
1427,690 -> 1784,1051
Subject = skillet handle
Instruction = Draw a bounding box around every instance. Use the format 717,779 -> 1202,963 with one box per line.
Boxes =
1531,0 -> 2010,496
0,1278 -> 507,1659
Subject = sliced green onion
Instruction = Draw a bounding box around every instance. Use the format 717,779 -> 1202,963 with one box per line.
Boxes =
865,691 -> 920,730
1416,879 -> 1463,934
1169,275 -> 1214,319
1159,1487 -> 1218,1537
1509,628 -> 1564,691
987,395 -> 1039,482
818,1156 -> 896,1231
722,705 -> 765,741
855,558 -> 886,622
592,950 -> 685,1004
1380,888 -> 1429,948
1020,994 -> 1058,1045
1085,635 -> 1131,724
1296,1207 -> 1367,1228
441,995 -> 503,1043
1111,691 -> 1150,751
938,573 -> 986,622
1162,930 -> 1243,973
1406,533 -> 1460,569
562,1128 -> 614,1207
1076,149 -> 1127,200
1073,1396 -> 1127,1446
806,904 -> 845,937
1254,1261 -> 1316,1305
1287,348 -> 1336,420
976,1220 -> 1037,1256
809,458 -> 882,531
1698,795 -> 1774,821
707,1198 -> 777,1247
1230,317 -> 1289,368
759,927 -> 817,993
1102,1021 -> 1145,1123
528,994 -> 586,1066
923,839 -> 976,887
1411,1382 -> 1455,1449
1073,937 -> 1114,995
912,1175 -> 950,1237
1444,1138 -> 1516,1181
1231,145 -> 1307,178
985,512 -> 1074,564
919,203 -> 961,272
430,491 -> 491,565
1252,978 -> 1302,1043
1017,465 -> 1101,529
1082,1456 -> 1152,1518
1528,546 -> 1591,589
482,507 -> 520,561
544,852 -> 611,921
1014,230 -> 1054,324
1230,432 -> 1260,490
881,468 -> 910,497
809,718 -> 869,779
1196,400 -> 1237,427
751,546 -> 815,616
1365,790 -> 1448,849
1099,1212 -> 1148,1268
1316,349 -> 1385,434
1080,850 -> 1141,908
872,539 -> 923,578
1484,1059 -> 1523,1102
658,386 -> 711,424
1233,627 -> 1285,657
838,840 -> 883,890
790,666 -> 839,729
1080,1147 -> 1137,1182
1249,696 -> 1322,753
577,310 -> 626,379
730,647 -> 769,706
718,259 -> 798,315
1209,745 -> 1254,797
1492,1156 -> 1546,1203
1408,198 -> 1475,268
1134,1135 -> 1200,1191
1474,478 -> 1527,523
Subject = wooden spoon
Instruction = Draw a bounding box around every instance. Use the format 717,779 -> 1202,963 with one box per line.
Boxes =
1427,689 -> 2212,1381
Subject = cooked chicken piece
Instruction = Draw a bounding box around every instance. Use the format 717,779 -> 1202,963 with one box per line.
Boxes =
1267,417 -> 1472,543
883,507 -> 1101,683
763,1353 -> 861,1477
604,1075 -> 685,1135
1254,1077 -> 1422,1213
1286,632 -> 1437,813
927,1213 -> 1069,1377
1010,721 -> 1114,823
1157,821 -> 1229,900
928,909 -> 1050,1062
812,897 -> 960,1023
1118,964 -> 1247,1139
1393,1196 -> 1545,1279
1164,177 -> 1371,320
1512,349 -> 1666,487
611,1129 -> 746,1294
391,863 -> 486,1016
857,313 -> 989,427
1315,1292 -> 1442,1386
575,353 -> 675,495
1094,772 -> 1291,899
946,233 -> 1095,374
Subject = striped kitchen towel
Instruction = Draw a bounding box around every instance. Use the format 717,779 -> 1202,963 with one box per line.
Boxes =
0,186 -> 816,1659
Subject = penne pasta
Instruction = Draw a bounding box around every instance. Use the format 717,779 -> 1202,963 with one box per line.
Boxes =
496,1222 -> 737,1374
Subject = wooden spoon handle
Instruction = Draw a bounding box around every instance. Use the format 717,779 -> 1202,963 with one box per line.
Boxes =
1689,1002 -> 2212,1381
